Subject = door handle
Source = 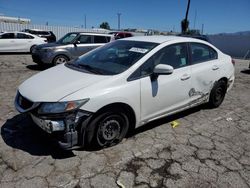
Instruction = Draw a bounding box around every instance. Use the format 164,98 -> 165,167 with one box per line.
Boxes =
212,65 -> 219,70
181,74 -> 191,81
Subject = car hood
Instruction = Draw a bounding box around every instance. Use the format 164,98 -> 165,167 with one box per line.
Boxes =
36,42 -> 65,49
18,64 -> 110,102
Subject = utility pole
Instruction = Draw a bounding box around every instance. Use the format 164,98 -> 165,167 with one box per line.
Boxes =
84,15 -> 87,29
184,0 -> 191,33
117,13 -> 121,30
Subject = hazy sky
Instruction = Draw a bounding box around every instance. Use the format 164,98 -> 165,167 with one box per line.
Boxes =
0,0 -> 249,34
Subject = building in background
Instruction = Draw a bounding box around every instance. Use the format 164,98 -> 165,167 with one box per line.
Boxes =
0,16 -> 31,24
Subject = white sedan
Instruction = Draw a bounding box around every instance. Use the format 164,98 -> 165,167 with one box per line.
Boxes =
0,31 -> 47,53
15,36 -> 235,149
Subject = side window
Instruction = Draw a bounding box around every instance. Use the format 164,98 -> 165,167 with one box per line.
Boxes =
17,33 -> 34,39
106,37 -> 111,42
0,33 -> 15,39
190,43 -> 217,64
94,36 -> 108,43
78,35 -> 92,43
129,43 -> 188,80
209,47 -> 218,59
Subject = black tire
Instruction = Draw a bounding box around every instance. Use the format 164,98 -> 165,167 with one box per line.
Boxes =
208,80 -> 227,108
30,45 -> 37,53
85,109 -> 129,148
53,55 -> 69,65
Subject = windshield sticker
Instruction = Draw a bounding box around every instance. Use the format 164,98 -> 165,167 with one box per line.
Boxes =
129,47 -> 149,54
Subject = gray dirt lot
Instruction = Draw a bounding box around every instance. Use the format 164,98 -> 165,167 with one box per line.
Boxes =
0,54 -> 250,188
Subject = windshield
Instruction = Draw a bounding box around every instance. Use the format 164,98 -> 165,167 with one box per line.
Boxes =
57,33 -> 78,44
66,40 -> 158,75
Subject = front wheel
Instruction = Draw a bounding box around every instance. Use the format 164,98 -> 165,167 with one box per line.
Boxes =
208,80 -> 227,108
86,110 -> 129,148
53,55 -> 69,65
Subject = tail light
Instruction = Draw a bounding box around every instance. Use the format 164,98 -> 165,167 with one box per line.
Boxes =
231,59 -> 235,66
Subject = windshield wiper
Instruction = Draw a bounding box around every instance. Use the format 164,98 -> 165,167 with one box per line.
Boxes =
69,63 -> 103,75
80,64 -> 104,74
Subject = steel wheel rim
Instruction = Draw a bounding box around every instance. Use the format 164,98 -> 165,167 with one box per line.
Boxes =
97,115 -> 124,146
55,57 -> 67,64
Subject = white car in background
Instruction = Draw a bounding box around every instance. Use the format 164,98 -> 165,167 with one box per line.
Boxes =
15,36 -> 235,149
0,31 -> 47,53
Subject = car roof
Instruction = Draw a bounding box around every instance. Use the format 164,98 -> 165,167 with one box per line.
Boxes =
24,29 -> 48,31
69,32 -> 112,37
0,31 -> 40,37
121,35 -> 205,44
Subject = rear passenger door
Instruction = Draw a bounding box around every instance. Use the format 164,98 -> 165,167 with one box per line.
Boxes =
16,33 -> 34,52
189,42 -> 220,103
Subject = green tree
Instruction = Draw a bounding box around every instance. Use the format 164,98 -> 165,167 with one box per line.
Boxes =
99,22 -> 110,30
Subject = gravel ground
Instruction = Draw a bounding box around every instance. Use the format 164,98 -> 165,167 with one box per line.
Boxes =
0,54 -> 250,188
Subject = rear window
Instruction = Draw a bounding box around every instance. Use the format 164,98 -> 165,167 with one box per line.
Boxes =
29,30 -> 49,35
190,43 -> 218,64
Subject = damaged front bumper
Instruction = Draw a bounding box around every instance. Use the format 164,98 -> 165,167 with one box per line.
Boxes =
15,92 -> 93,150
30,110 -> 93,150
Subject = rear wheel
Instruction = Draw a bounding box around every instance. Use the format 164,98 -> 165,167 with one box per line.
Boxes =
208,80 -> 227,108
53,55 -> 69,65
86,109 -> 129,148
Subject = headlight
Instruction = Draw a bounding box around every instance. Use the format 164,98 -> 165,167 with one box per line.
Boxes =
37,99 -> 89,114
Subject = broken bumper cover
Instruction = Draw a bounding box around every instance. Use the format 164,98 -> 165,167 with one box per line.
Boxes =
31,114 -> 65,133
227,75 -> 235,91
30,110 -> 93,150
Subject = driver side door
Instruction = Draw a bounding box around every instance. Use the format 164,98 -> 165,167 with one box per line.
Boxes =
139,43 -> 193,123
71,35 -> 95,58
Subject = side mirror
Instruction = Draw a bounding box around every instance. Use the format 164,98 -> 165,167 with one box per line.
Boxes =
153,64 -> 174,75
73,40 -> 80,46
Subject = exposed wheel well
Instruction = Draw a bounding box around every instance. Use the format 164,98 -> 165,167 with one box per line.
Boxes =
218,77 -> 228,85
94,103 -> 136,136
30,45 -> 37,53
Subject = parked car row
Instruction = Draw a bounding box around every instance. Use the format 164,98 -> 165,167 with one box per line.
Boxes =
0,29 -> 134,65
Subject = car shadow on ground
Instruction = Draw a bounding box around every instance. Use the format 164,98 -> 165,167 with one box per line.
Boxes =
130,105 -> 203,137
1,105 -> 206,158
241,69 -> 250,74
26,64 -> 51,71
1,114 -> 75,159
